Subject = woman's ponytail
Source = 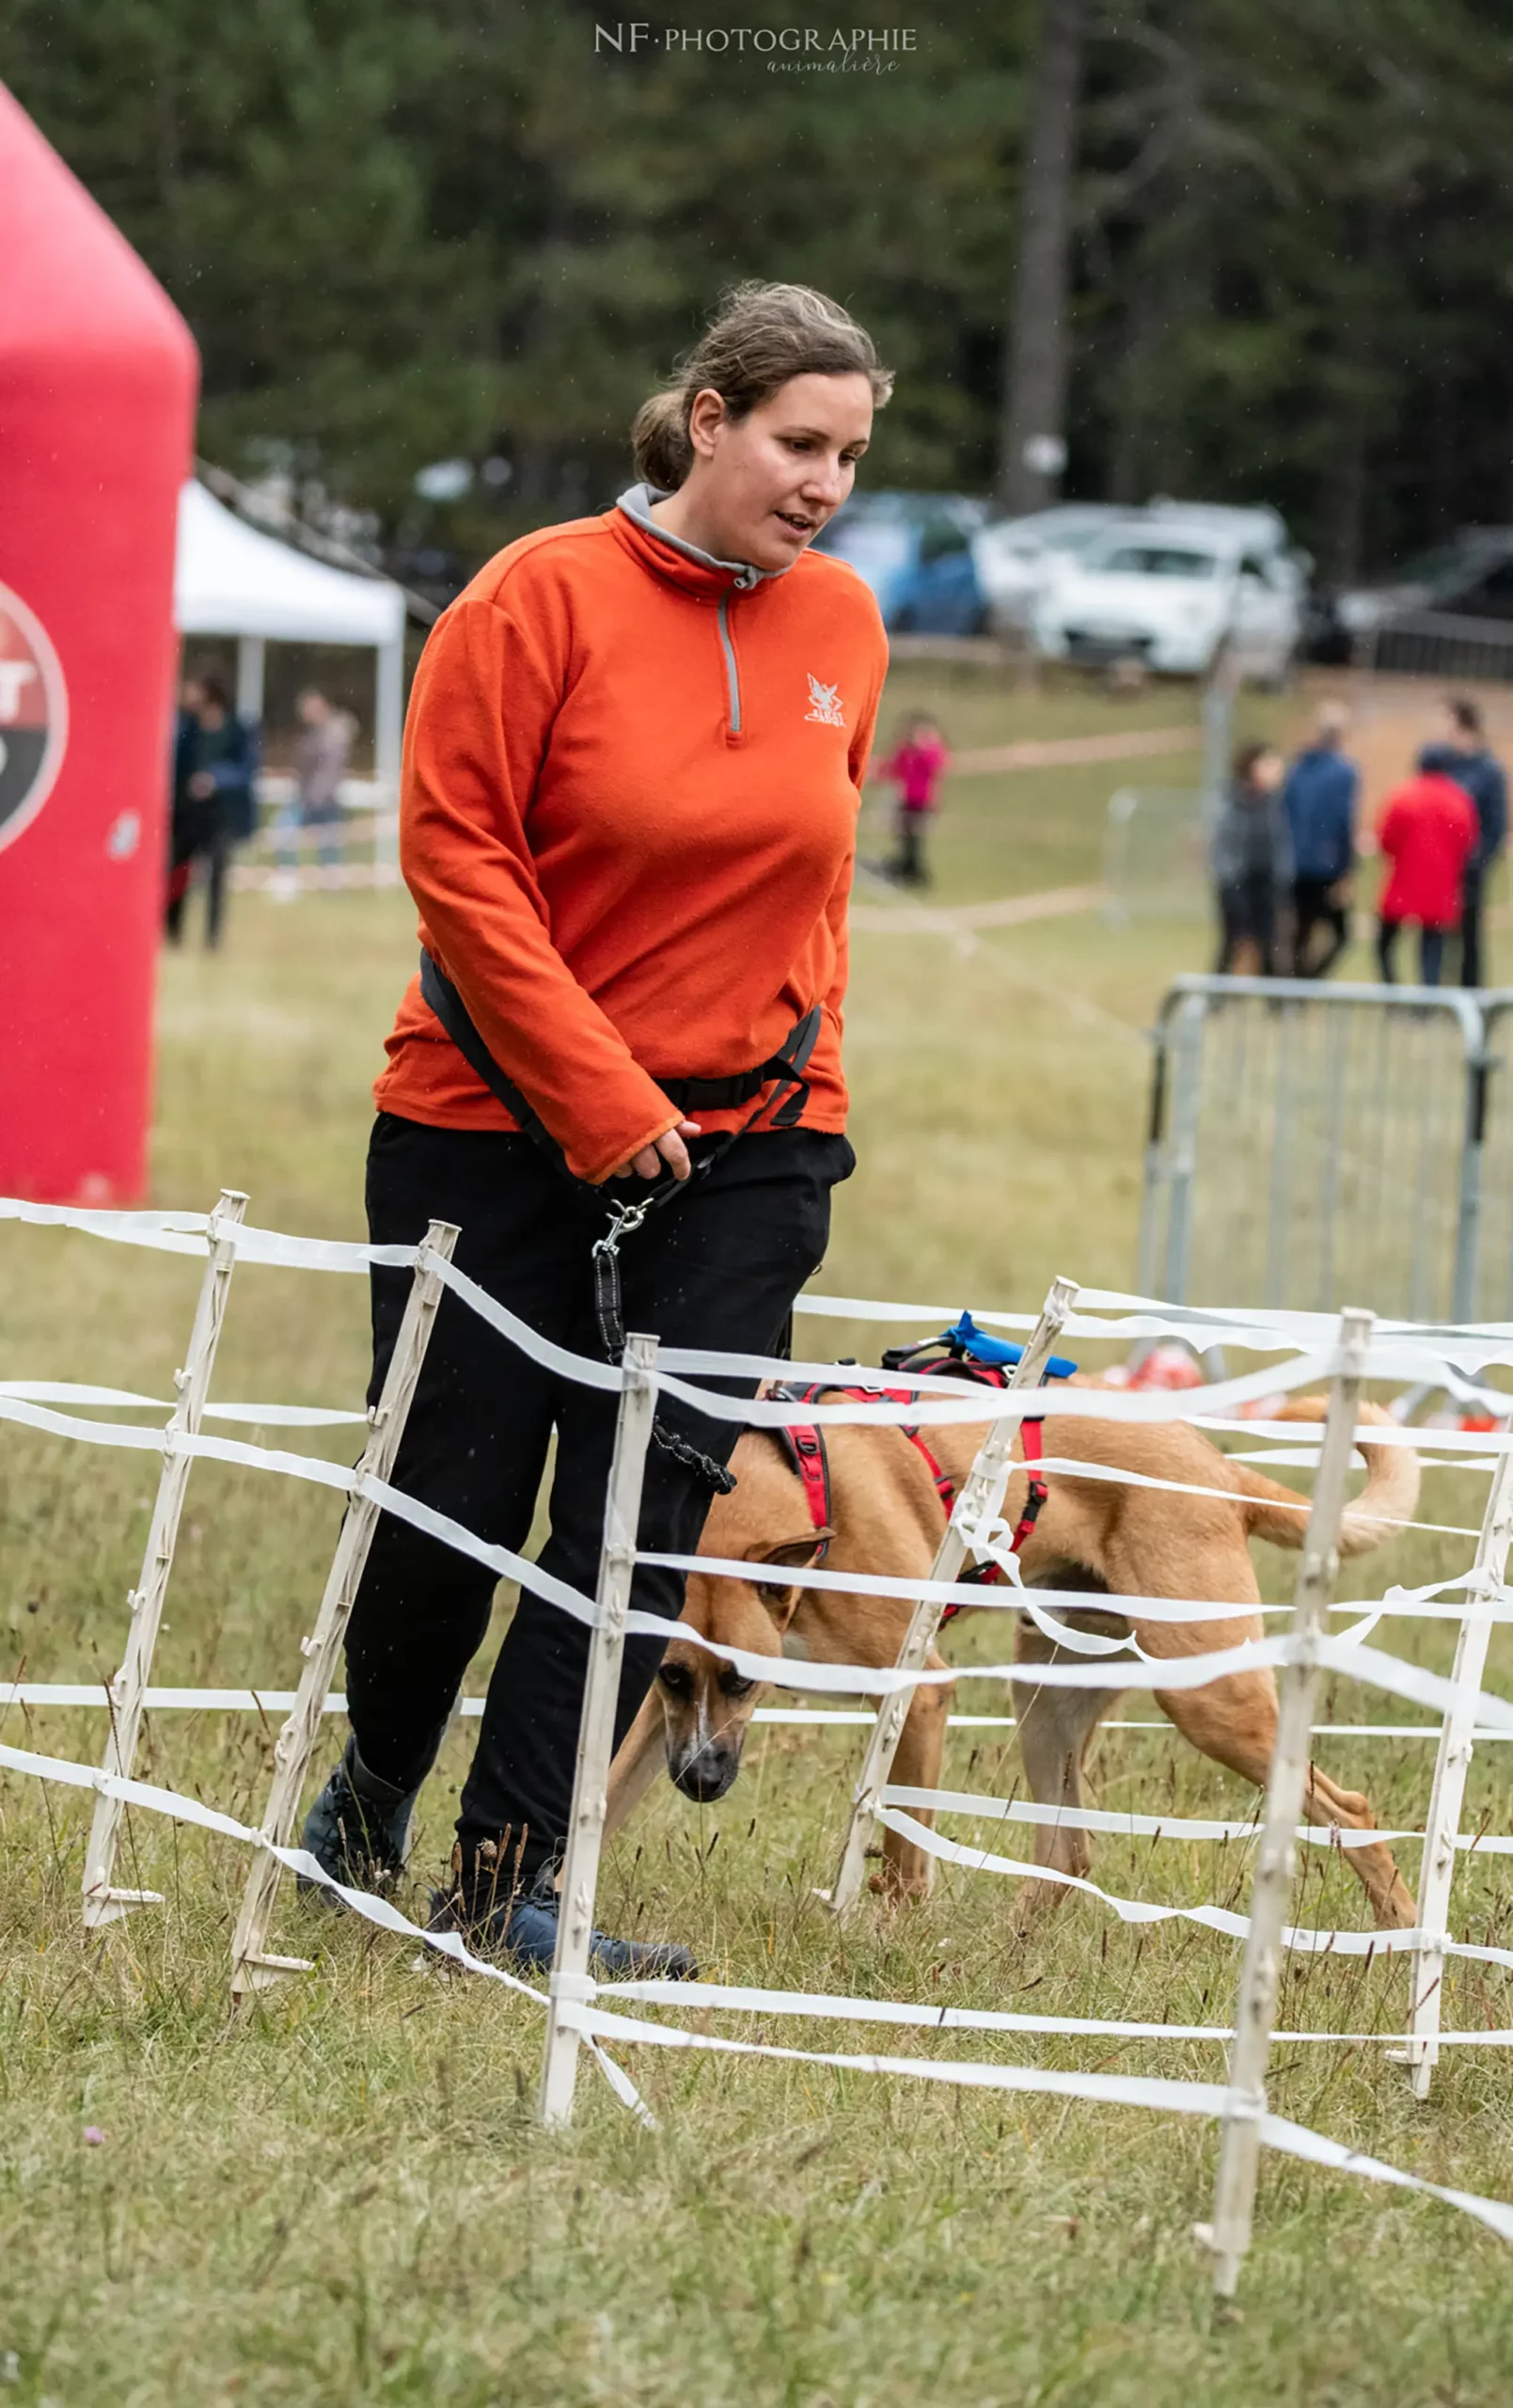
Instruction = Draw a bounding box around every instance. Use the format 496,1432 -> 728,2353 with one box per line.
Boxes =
631,388 -> 696,492
630,280 -> 892,492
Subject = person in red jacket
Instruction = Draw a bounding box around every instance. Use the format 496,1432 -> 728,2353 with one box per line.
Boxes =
299,282 -> 891,1976
1375,752 -> 1479,988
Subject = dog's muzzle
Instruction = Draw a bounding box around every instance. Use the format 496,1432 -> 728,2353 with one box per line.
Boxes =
669,1741 -> 741,1803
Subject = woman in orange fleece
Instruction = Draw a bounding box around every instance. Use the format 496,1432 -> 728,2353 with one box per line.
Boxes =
302,282 -> 891,1973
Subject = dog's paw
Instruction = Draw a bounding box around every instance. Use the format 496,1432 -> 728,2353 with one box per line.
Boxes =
868,1869 -> 929,1904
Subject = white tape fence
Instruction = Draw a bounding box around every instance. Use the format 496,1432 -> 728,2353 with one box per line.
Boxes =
6,1195 -> 1513,2295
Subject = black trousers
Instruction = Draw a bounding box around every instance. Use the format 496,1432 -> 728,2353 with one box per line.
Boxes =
890,809 -> 929,888
1291,876 -> 1348,978
1458,863 -> 1487,989
1378,919 -> 1445,987
344,1113 -> 854,1887
165,798 -> 232,949
1216,873 -> 1280,975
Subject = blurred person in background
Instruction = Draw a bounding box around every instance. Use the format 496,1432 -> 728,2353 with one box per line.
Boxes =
1418,695 -> 1506,987
1283,700 -> 1358,976
878,710 -> 949,888
1375,748 -> 1478,988
1212,738 -> 1292,976
274,686 -> 355,889
165,672 -> 258,949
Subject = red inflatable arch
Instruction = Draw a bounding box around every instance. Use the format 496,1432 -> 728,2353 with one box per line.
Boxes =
0,85 -> 197,1202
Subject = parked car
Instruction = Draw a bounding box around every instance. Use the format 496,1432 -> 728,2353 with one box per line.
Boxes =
971,503 -> 1133,634
1316,529 -> 1513,657
1144,499 -> 1294,554
812,491 -> 989,632
1031,518 -> 1302,682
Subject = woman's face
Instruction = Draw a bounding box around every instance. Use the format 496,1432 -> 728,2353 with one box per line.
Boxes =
686,372 -> 875,572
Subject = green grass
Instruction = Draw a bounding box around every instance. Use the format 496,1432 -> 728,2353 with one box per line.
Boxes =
5,664 -> 1513,2405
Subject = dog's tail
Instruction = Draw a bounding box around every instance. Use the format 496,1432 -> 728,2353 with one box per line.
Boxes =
1229,1396 -> 1420,1558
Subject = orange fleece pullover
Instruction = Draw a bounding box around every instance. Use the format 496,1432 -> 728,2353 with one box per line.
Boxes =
374,484 -> 889,1182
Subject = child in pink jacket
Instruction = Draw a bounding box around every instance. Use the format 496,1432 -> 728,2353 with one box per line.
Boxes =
878,712 -> 949,888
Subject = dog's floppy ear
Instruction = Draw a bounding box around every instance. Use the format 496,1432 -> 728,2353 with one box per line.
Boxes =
750,1531 -> 832,1625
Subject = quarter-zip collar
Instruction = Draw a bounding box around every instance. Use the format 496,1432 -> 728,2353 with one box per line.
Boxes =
612,481 -> 790,600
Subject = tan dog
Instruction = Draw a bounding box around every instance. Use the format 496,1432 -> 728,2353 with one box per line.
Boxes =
607,1396 -> 1420,1927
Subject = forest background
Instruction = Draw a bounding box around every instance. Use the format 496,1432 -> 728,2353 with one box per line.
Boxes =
5,0 -> 1510,587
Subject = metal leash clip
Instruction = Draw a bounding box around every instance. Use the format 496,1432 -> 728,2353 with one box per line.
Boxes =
591,1196 -> 735,1496
592,1198 -> 652,1264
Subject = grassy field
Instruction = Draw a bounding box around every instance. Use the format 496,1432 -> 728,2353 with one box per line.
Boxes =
6,664 -> 1513,2406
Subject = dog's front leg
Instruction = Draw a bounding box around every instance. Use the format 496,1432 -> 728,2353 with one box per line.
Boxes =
1012,1610 -> 1124,1910
873,1658 -> 954,1902
605,1690 -> 670,1843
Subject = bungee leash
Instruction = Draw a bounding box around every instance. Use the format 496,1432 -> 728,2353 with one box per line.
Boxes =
590,1198 -> 735,1493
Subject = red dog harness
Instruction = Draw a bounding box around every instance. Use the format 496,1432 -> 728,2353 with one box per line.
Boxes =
768,1360 -> 1049,1619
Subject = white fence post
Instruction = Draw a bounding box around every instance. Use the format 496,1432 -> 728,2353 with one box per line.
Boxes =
1204,1305 -> 1372,2300
540,1331 -> 659,2128
1399,1429 -> 1513,2099
230,1219 -> 458,1998
827,1276 -> 1080,1916
82,1188 -> 249,1927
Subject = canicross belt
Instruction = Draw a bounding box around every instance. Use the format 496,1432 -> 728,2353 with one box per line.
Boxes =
418,946 -> 824,1492
418,948 -> 822,1164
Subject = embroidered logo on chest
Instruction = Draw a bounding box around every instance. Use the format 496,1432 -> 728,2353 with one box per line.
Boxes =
804,673 -> 846,729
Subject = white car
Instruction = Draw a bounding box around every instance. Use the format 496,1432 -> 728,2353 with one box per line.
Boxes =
1145,500 -> 1313,604
970,503 -> 1133,634
1031,520 -> 1302,681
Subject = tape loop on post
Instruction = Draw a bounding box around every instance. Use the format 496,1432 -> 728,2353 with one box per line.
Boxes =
549,1971 -> 597,2003
1221,2087 -> 1267,2126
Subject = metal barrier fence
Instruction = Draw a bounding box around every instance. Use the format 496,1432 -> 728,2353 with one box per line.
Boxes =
1101,677 -> 1234,926
1476,994 -> 1513,1321
1365,610 -> 1513,684
1101,787 -> 1208,922
1135,975 -> 1513,1322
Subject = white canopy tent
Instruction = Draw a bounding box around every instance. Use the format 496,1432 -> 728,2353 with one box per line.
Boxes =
173,480 -> 407,806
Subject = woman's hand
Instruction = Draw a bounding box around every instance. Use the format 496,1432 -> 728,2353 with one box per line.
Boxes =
609,1119 -> 702,1182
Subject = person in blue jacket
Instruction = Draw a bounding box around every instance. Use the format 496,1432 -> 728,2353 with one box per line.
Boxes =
166,673 -> 259,950
1419,694 -> 1506,988
1283,700 -> 1358,977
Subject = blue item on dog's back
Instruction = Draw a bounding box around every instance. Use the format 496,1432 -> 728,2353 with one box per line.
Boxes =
945,1309 -> 1078,1383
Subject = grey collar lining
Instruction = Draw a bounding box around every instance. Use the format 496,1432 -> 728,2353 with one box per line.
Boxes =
615,481 -> 787,589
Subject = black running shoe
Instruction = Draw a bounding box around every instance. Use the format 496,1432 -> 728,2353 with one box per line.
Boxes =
427,1860 -> 696,1981
298,1738 -> 419,1896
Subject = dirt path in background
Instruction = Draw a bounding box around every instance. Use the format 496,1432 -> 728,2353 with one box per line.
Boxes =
951,725 -> 1199,776
848,879 -> 1102,932
948,676 -> 1513,799
1296,668 -> 1513,811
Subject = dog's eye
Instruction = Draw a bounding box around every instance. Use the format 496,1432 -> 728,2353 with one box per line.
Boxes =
718,1671 -> 756,1699
657,1663 -> 693,1696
